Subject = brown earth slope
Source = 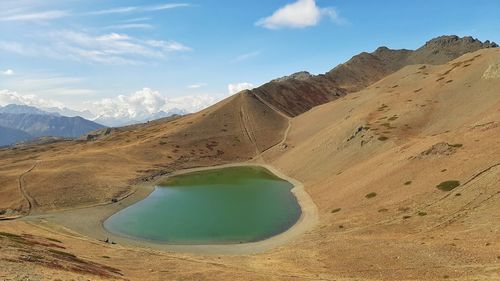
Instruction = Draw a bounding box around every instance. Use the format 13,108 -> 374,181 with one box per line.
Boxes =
0,39 -> 499,280
253,35 -> 497,117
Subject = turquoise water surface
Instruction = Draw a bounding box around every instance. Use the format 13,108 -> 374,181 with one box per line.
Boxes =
104,166 -> 301,244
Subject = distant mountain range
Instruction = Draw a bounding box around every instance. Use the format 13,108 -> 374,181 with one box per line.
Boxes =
0,104 -> 104,147
91,108 -> 187,127
0,103 -> 187,146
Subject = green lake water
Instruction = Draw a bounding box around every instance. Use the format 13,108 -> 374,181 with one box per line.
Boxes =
103,166 -> 301,244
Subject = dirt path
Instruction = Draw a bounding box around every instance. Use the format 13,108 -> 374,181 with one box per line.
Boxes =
18,161 -> 39,216
253,93 -> 293,156
253,92 -> 290,119
239,105 -> 260,154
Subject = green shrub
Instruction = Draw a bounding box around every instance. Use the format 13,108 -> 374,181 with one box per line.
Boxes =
436,180 -> 460,191
365,192 -> 377,199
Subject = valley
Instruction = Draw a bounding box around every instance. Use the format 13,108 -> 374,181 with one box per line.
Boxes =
0,36 -> 499,280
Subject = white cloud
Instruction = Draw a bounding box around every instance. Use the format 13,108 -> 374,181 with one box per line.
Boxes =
0,86 -> 244,126
105,23 -> 154,30
0,89 -> 64,108
88,3 -> 191,15
147,3 -> 192,12
187,83 -> 207,89
256,0 -> 343,29
87,7 -> 137,16
0,10 -> 70,22
0,30 -> 191,65
232,51 -> 260,63
88,88 -> 217,120
228,82 -> 254,95
2,69 -> 14,76
0,87 -> 221,124
146,40 -> 192,52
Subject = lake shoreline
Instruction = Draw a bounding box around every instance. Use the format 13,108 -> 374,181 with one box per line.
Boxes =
24,162 -> 319,255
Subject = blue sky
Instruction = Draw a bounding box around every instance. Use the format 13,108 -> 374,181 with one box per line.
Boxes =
0,0 -> 499,118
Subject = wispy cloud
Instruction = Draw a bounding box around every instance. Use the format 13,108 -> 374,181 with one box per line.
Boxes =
256,0 -> 344,30
0,10 -> 70,22
87,3 -> 191,16
147,3 -> 192,11
187,83 -> 207,89
1,72 -> 96,98
0,30 -> 191,65
120,17 -> 152,23
232,51 -> 261,63
0,3 -> 191,22
105,23 -> 154,30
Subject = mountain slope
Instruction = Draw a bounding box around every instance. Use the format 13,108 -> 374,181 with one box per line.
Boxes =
0,126 -> 32,146
0,39 -> 499,281
251,35 -> 497,117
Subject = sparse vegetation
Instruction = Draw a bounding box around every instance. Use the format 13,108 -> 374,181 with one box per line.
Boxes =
404,181 -> 412,186
378,208 -> 389,213
0,231 -> 23,239
436,180 -> 461,191
418,211 -> 427,216
365,192 -> 377,199
48,249 -> 77,259
331,208 -> 342,214
403,215 -> 412,219
378,136 -> 389,141
46,237 -> 63,243
378,104 -> 389,111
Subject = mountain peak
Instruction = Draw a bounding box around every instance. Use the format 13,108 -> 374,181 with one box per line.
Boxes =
422,35 -> 497,49
272,71 -> 313,83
